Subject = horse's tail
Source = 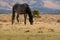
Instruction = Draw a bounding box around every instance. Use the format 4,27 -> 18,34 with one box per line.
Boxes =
26,6 -> 33,25
12,6 -> 15,24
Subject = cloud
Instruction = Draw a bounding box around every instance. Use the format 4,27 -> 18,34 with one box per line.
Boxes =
0,0 -> 12,10
43,0 -> 60,10
29,0 -> 37,5
0,0 -> 60,11
0,0 -> 37,10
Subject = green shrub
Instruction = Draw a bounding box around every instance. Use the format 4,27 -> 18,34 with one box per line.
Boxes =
33,10 -> 41,18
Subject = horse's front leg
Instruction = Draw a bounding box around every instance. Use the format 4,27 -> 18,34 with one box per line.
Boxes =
24,14 -> 27,25
16,13 -> 19,23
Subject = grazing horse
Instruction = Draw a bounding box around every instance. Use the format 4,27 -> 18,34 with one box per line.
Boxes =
12,3 -> 33,25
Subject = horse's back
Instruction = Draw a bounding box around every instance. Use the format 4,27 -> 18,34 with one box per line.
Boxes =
13,3 -> 29,13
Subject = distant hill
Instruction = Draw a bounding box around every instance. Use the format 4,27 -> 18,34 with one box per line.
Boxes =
32,7 -> 60,14
0,9 -> 60,14
0,10 -> 12,14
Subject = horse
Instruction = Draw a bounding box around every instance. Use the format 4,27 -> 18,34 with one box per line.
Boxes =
12,3 -> 33,25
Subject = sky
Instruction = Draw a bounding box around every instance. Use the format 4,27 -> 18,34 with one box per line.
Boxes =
0,0 -> 60,13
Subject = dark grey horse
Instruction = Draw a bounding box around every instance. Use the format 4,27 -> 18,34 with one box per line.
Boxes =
12,3 -> 33,25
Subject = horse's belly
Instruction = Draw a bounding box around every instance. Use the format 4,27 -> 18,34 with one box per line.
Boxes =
19,12 -> 25,14
15,9 -> 26,13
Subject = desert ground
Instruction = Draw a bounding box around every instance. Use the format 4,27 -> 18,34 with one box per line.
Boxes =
0,14 -> 60,40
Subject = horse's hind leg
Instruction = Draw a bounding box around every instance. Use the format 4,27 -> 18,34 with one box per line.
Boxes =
24,14 -> 27,25
16,13 -> 19,23
12,9 -> 15,24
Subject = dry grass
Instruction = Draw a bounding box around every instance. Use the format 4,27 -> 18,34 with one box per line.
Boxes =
0,14 -> 60,40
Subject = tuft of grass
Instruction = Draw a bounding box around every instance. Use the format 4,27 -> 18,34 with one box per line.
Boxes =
0,20 -> 7,22
25,30 -> 30,33
57,19 -> 60,22
38,30 -> 43,33
34,15 -> 41,18
48,29 -> 54,32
